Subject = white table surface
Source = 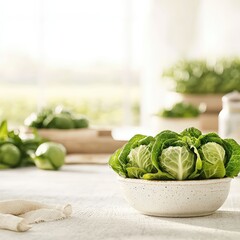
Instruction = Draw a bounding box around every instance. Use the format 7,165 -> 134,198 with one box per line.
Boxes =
1,164 -> 240,240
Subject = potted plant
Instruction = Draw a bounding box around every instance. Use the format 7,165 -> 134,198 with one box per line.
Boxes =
153,102 -> 201,132
162,58 -> 240,130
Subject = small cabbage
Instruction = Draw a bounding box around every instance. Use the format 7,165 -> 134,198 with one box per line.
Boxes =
159,146 -> 195,180
43,114 -> 74,129
128,145 -> 152,172
34,142 -> 66,170
199,142 -> 226,179
127,145 -> 153,178
0,143 -> 21,168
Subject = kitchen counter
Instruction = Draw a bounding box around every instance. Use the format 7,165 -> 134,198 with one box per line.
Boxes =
1,164 -> 240,240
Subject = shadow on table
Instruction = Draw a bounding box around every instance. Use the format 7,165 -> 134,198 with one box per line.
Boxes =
76,207 -> 240,240
161,210 -> 240,233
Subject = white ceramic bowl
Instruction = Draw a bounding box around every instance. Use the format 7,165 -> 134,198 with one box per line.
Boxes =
118,177 -> 231,217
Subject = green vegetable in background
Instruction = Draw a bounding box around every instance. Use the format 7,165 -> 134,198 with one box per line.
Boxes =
34,142 -> 66,170
157,102 -> 200,118
0,120 -> 65,171
163,59 -> 240,94
72,117 -> 89,128
109,127 -> 240,180
0,143 -> 21,168
24,109 -> 53,128
0,120 -> 27,168
25,106 -> 89,129
43,114 -> 74,129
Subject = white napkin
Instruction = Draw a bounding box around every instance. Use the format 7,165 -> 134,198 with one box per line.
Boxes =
0,200 -> 72,232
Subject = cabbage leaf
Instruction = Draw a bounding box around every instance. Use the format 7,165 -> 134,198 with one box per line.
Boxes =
108,127 -> 240,180
159,146 -> 195,180
199,142 -> 226,179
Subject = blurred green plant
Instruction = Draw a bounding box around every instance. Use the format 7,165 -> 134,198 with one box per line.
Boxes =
0,84 -> 140,126
163,58 -> 240,94
0,120 -> 66,170
156,102 -> 200,118
25,106 -> 89,129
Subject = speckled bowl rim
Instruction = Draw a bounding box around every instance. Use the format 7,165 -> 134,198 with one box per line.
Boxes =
118,177 -> 232,185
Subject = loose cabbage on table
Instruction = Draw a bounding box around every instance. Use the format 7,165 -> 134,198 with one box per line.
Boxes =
0,120 -> 66,171
109,127 -> 240,180
34,142 -> 66,170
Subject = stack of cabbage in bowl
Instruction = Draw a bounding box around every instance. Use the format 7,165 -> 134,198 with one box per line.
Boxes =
109,127 -> 240,180
109,127 -> 240,217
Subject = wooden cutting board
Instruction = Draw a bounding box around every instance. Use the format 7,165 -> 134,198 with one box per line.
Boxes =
26,128 -> 127,154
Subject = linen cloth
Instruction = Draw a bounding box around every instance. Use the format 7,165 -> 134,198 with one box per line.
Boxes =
0,199 -> 72,232
0,165 -> 240,240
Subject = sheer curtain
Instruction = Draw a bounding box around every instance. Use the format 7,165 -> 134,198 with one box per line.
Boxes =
1,0 -> 240,127
0,0 -> 136,126
138,0 -> 240,128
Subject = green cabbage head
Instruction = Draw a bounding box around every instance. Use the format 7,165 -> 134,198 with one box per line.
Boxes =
34,142 -> 66,170
0,143 -> 21,168
159,146 -> 195,180
199,142 -> 226,179
126,145 -> 153,178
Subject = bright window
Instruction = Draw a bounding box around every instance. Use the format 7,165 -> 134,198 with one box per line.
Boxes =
0,0 -> 140,126
1,0 -> 240,129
